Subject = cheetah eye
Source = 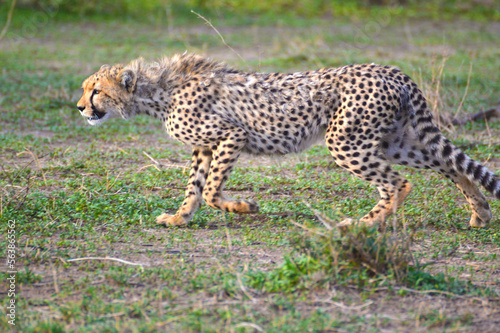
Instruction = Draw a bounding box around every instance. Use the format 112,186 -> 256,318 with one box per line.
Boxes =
94,89 -> 101,95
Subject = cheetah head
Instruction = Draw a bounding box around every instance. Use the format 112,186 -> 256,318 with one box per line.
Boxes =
77,64 -> 137,126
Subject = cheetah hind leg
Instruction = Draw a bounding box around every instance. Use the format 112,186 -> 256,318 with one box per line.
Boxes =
385,139 -> 492,227
329,148 -> 412,229
445,172 -> 491,227
337,177 -> 412,229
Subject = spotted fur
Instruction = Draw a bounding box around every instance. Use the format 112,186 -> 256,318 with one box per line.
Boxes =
77,54 -> 500,227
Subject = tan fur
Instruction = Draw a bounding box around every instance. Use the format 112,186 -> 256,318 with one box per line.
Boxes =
77,54 -> 500,228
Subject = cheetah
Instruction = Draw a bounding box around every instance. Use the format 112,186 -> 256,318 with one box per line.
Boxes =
77,54 -> 500,228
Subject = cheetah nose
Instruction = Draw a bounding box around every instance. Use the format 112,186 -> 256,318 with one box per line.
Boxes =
77,106 -> 85,112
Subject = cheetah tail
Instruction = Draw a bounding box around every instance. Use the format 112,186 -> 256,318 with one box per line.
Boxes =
448,150 -> 500,200
402,88 -> 500,200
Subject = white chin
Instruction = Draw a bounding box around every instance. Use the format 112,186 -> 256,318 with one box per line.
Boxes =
86,112 -> 109,126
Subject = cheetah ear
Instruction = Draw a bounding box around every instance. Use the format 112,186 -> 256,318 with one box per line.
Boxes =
117,69 -> 137,93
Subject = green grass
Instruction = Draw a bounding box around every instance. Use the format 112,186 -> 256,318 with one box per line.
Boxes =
5,0 -> 500,25
0,9 -> 499,332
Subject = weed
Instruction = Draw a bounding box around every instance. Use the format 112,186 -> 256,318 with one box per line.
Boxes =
247,221 -> 415,292
248,215 -> 496,297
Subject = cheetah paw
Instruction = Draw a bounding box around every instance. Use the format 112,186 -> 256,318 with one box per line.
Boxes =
156,213 -> 188,227
469,214 -> 489,228
223,199 -> 259,214
244,199 -> 259,214
336,218 -> 356,230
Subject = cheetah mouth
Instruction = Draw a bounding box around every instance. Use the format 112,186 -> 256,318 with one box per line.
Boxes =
87,110 -> 105,121
86,110 -> 109,126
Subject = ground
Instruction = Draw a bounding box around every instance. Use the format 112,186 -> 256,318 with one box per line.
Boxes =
0,12 -> 499,332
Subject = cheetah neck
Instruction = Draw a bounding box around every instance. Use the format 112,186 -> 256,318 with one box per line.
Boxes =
128,79 -> 172,121
124,54 -> 237,120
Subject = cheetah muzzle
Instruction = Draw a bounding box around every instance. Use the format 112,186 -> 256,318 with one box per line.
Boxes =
77,54 -> 500,228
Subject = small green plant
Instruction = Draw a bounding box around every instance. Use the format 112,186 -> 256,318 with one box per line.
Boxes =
16,267 -> 43,285
247,220 -> 415,292
247,214 -> 493,296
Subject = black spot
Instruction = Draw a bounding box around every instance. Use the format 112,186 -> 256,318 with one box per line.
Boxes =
485,177 -> 497,193
429,134 -> 441,145
442,144 -> 452,158
422,126 -> 439,133
473,165 -> 483,180
455,152 -> 466,171
466,160 -> 475,174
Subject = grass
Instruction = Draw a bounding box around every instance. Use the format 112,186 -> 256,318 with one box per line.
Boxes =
6,0 -> 500,24
0,8 -> 500,332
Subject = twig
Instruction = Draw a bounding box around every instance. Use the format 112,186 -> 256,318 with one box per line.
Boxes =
106,171 -> 123,191
18,148 -> 47,186
361,285 -> 499,301
67,256 -> 146,271
396,287 -> 488,300
452,105 -> 500,126
236,272 -> 256,303
57,257 -> 67,264
302,201 -> 333,230
143,151 -> 161,165
225,225 -> 232,252
432,57 -> 447,115
155,315 -> 186,328
289,219 -> 327,237
0,0 -> 17,43
138,164 -> 162,172
329,300 -> 373,311
3,174 -> 31,212
233,322 -> 264,332
50,261 -> 59,294
455,62 -> 472,116
191,10 -> 247,66
140,152 -> 192,172
163,300 -> 246,315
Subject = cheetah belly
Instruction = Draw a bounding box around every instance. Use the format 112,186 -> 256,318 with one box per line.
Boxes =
242,126 -> 326,155
213,102 -> 329,155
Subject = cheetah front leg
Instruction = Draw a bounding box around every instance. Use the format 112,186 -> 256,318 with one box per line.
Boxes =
202,128 -> 259,214
156,147 -> 212,226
